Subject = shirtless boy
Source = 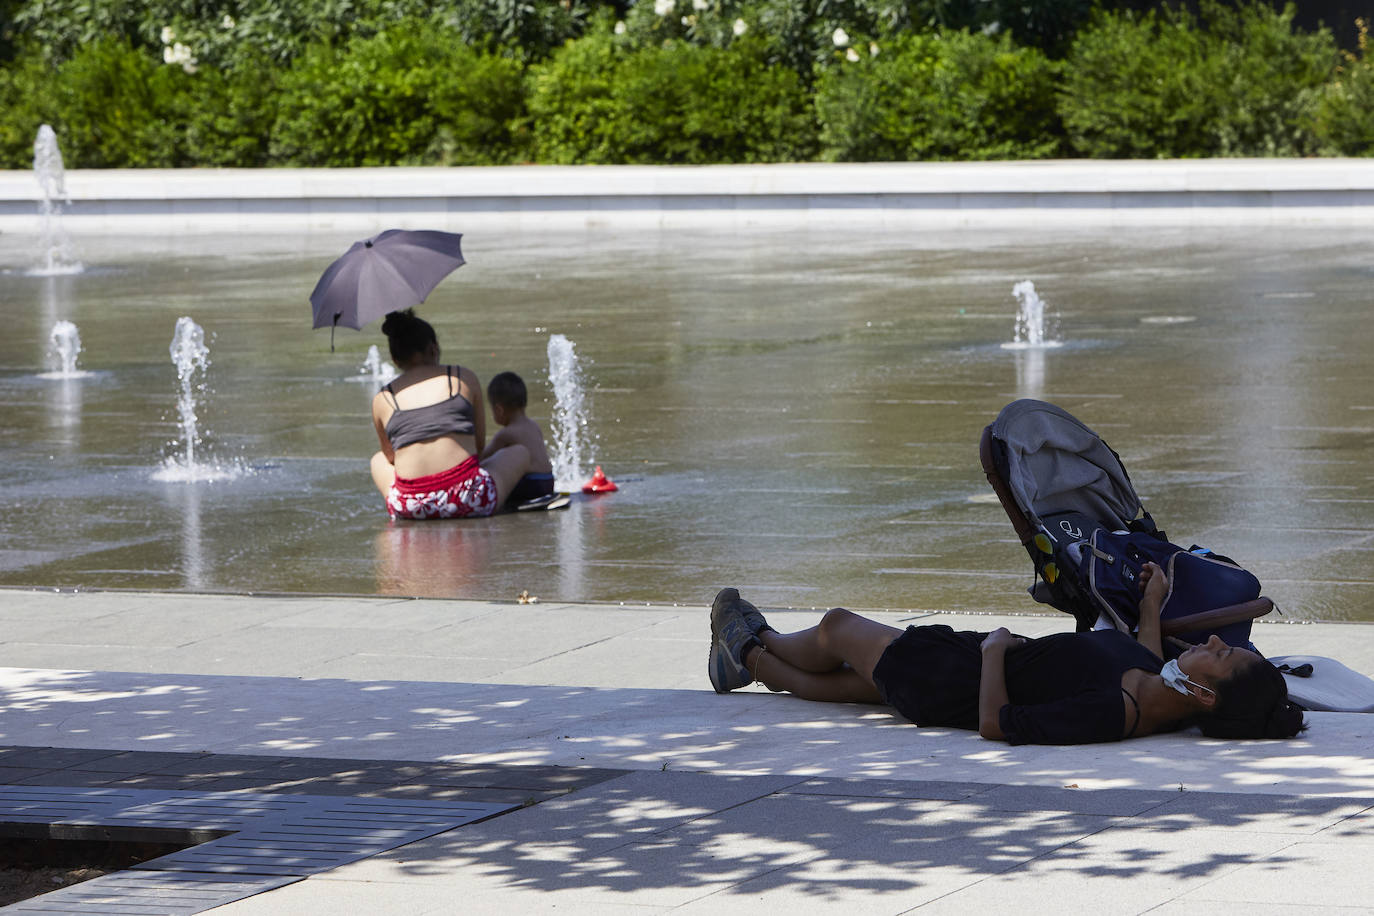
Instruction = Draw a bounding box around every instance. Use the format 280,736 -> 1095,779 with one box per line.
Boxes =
481,372 -> 555,506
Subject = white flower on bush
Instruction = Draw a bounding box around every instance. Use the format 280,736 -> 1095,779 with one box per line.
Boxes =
163,41 -> 198,74
614,19 -> 626,34
693,0 -> 708,10
221,14 -> 236,29
832,27 -> 849,48
869,41 -> 880,56
732,17 -> 747,36
654,0 -> 674,16
845,47 -> 860,62
160,26 -> 175,44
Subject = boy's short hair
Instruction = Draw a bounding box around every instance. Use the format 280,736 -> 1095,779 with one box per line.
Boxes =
487,371 -> 528,410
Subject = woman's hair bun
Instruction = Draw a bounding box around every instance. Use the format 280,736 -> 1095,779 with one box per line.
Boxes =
381,308 -> 416,338
1266,700 -> 1307,739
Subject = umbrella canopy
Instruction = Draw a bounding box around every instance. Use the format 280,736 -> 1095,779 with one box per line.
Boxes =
310,229 -> 465,334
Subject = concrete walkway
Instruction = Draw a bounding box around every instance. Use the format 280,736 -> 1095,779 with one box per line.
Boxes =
2,587 -> 1373,913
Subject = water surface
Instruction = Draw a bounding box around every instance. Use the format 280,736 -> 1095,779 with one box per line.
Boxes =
2,225 -> 1371,621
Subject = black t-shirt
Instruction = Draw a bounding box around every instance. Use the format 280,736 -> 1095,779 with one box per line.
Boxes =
1000,630 -> 1164,745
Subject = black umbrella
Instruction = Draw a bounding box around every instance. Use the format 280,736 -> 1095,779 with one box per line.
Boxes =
310,229 -> 465,349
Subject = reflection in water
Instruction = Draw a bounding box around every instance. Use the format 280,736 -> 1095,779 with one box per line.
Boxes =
374,522 -> 493,597
556,500 -> 586,600
161,481 -> 206,590
45,376 -> 83,449
1014,346 -> 1046,399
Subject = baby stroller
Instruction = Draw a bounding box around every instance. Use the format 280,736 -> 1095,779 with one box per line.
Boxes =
979,399 -> 1273,653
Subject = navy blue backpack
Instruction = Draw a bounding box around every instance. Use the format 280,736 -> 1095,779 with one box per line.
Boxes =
979,400 -> 1272,654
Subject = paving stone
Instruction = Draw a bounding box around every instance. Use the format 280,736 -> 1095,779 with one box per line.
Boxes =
77,752 -> 212,774
1139,791 -> 1374,834
905,822 -> 1298,914
419,762 -> 626,791
1162,841 -> 1374,909
369,783 -> 548,805
148,754 -> 297,777
785,776 -> 996,801
967,783 -> 1180,816
12,769 -> 123,787
0,745 -> 122,769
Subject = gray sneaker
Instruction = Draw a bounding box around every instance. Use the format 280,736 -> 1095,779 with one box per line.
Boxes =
712,587 -> 770,638
708,588 -> 759,694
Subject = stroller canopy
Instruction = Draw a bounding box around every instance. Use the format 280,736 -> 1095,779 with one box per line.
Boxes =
990,399 -> 1142,533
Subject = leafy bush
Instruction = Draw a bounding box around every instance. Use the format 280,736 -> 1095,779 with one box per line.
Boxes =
36,38 -> 190,167
1207,3 -> 1338,156
269,26 -> 527,166
6,38 -> 193,168
181,50 -> 281,167
1310,20 -> 1374,155
0,48 -> 50,167
529,30 -> 818,164
8,0 -> 602,70
815,30 -> 1063,161
907,0 -> 1096,57
1060,2 -> 1337,158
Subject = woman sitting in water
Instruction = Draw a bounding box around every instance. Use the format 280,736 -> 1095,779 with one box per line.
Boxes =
708,562 -> 1305,744
369,309 -> 530,519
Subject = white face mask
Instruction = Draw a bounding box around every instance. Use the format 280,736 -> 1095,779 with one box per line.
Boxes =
1161,658 -> 1215,699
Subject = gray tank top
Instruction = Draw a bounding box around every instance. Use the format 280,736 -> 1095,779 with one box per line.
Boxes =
383,366 -> 476,450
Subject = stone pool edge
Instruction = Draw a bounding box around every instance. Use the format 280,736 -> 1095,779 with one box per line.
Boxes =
2,159 -> 1374,235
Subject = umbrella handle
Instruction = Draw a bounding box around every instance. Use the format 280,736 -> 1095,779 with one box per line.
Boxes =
331,313 -> 341,352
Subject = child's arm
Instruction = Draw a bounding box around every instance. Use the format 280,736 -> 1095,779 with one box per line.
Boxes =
479,424 -> 513,461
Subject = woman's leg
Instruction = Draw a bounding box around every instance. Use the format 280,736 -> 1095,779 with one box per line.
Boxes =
745,643 -> 884,703
370,451 -> 396,497
759,608 -> 903,681
479,443 -> 531,505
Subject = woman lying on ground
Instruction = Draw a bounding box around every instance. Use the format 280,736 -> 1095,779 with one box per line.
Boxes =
708,563 -> 1305,745
369,309 -> 530,519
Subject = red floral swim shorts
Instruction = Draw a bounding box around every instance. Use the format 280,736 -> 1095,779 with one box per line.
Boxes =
386,456 -> 499,520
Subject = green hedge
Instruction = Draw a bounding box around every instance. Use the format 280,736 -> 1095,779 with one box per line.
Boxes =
815,30 -> 1063,161
269,29 -> 526,167
0,25 -> 527,169
0,38 -> 192,168
1059,3 -> 1338,158
1310,23 -> 1374,155
2,1 -> 1373,167
528,32 -> 818,164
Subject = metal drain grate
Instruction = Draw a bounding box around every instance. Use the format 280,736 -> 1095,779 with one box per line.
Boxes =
0,785 -> 517,914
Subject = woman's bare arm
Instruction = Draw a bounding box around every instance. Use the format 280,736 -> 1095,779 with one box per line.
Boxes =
1135,561 -> 1168,659
371,393 -> 395,464
978,628 -> 1021,740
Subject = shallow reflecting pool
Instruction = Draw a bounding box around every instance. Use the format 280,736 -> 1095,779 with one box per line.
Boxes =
2,223 -> 1372,621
